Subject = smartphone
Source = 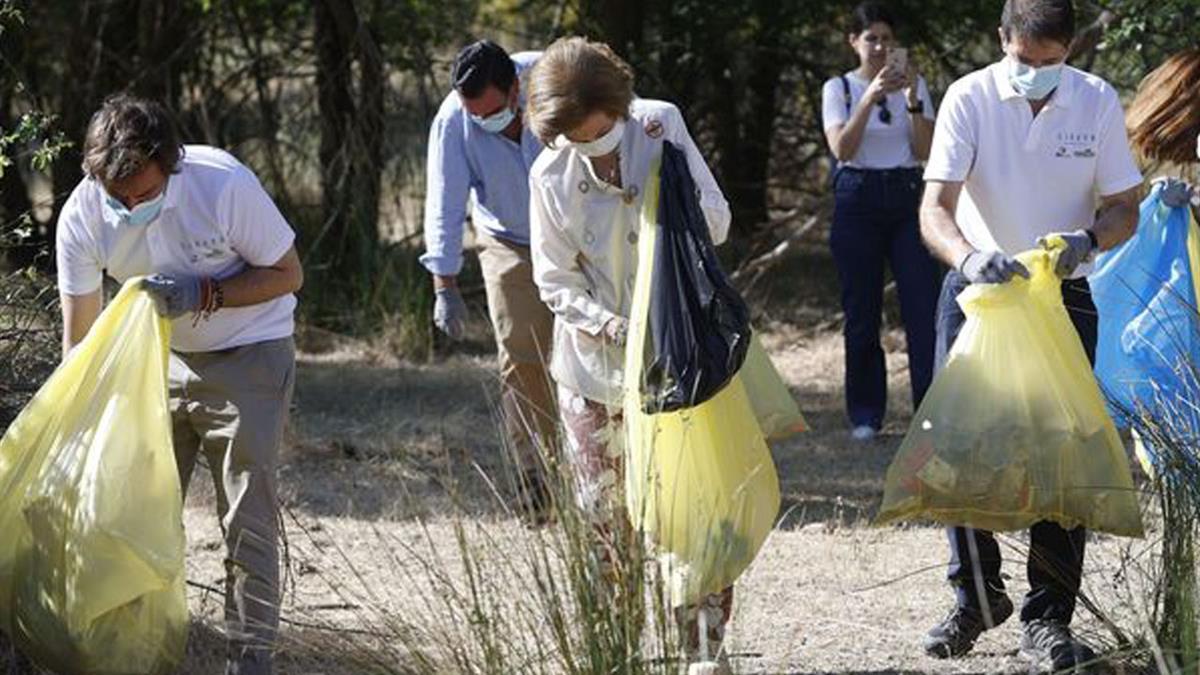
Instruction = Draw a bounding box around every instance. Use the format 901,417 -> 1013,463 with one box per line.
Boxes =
886,47 -> 908,73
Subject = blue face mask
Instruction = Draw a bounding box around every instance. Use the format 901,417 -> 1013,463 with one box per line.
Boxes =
1007,57 -> 1064,101
471,105 -> 516,134
105,184 -> 166,227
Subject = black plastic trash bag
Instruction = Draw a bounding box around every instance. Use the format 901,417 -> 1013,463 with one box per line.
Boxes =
641,141 -> 751,413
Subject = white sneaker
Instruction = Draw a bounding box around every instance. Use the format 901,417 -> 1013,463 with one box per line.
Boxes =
687,656 -> 733,675
850,425 -> 877,441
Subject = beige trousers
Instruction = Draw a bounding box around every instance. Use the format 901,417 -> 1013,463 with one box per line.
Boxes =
169,337 -> 295,675
476,231 -> 557,467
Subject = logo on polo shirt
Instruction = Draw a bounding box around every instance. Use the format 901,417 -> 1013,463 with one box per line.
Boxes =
183,235 -> 230,264
1054,131 -> 1097,159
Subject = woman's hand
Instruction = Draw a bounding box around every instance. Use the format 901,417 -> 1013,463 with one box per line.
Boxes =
863,65 -> 906,107
602,317 -> 629,346
904,61 -> 922,108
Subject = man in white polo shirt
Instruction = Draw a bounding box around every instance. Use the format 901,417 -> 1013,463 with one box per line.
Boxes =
56,94 -> 302,675
917,0 -> 1141,670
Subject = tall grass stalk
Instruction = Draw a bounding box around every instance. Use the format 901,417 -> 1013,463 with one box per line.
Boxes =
1108,304 -> 1200,671
264,417 -> 686,675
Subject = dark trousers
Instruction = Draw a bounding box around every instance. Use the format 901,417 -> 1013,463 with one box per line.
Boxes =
936,270 -> 1098,624
830,167 -> 942,429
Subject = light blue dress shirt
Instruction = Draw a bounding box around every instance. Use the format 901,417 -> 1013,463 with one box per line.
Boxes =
420,51 -> 543,276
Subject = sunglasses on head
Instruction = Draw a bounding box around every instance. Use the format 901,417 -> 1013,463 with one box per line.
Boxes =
877,99 -> 892,124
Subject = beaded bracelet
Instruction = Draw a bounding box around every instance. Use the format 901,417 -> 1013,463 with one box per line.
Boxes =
191,277 -> 224,327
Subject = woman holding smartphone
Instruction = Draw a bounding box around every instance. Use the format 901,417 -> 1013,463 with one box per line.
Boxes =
822,1 -> 941,441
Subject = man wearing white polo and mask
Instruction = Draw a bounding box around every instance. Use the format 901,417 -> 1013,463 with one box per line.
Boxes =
421,40 -> 556,517
917,0 -> 1142,670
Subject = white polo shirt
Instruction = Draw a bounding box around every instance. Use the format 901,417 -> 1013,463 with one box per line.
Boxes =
924,61 -> 1143,278
56,145 -> 297,352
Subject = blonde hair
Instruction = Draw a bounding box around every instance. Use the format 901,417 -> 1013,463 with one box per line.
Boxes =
524,36 -> 635,147
1126,49 -> 1200,165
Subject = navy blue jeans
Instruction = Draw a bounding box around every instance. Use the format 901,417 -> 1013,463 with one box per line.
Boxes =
936,270 -> 1098,624
830,167 -> 942,429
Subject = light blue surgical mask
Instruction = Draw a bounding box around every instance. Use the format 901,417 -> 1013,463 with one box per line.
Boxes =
471,105 -> 516,134
105,184 -> 167,227
1007,57 -> 1064,101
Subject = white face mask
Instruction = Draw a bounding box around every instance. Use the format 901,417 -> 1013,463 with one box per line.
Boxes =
471,105 -> 516,134
570,118 -> 625,157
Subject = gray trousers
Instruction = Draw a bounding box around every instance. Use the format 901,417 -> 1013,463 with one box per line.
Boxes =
169,337 -> 295,675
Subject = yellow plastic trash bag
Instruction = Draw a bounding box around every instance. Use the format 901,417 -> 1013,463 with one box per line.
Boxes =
625,155 -> 782,605
876,244 -> 1143,537
742,335 -> 808,441
0,279 -> 187,674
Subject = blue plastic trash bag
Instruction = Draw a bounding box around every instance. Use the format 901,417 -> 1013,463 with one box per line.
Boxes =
1090,180 -> 1200,475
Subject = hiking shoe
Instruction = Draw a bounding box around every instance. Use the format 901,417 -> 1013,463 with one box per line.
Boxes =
1019,619 -> 1099,673
924,594 -> 1014,658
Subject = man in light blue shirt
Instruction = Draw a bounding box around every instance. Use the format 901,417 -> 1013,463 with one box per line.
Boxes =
421,40 -> 555,516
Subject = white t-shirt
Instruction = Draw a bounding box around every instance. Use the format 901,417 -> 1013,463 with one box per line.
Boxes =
822,71 -> 936,169
56,145 -> 297,352
924,62 -> 1143,278
529,99 -> 730,405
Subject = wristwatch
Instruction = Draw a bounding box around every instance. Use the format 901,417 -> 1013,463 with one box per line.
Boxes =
906,100 -> 924,114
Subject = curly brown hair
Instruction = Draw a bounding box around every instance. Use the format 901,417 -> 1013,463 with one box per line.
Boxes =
82,94 -> 183,185
524,37 -> 635,148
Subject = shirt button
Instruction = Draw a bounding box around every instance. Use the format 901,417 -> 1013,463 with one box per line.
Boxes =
584,230 -> 595,245
627,232 -> 638,245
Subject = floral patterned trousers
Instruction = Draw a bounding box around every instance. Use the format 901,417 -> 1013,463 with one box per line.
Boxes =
557,384 -> 734,656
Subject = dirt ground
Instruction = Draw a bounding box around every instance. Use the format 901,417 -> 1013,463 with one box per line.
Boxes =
168,316 -> 1155,675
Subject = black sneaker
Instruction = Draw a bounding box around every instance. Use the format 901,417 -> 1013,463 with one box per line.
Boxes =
1019,619 -> 1099,673
924,594 -> 1015,658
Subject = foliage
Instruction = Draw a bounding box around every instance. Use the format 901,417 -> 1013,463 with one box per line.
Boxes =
0,2 -> 66,425
0,0 -> 1193,353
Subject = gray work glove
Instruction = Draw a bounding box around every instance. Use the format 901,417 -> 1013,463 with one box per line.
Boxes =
433,286 -> 466,340
603,316 -> 629,346
1155,176 -> 1196,209
1037,229 -> 1095,277
958,250 -> 1030,284
140,274 -> 202,319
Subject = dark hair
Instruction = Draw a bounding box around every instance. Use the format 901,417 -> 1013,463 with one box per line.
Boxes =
451,40 -> 516,99
848,1 -> 896,34
82,94 -> 183,184
1001,0 -> 1076,47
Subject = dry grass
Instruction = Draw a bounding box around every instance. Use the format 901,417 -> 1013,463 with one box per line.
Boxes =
2,240 -> 1160,674
167,310 -> 1153,674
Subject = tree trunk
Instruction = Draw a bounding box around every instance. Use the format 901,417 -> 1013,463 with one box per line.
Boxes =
706,2 -> 783,244
313,0 -> 382,283
578,0 -> 647,57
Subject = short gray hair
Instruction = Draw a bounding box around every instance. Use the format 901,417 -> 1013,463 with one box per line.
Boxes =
82,94 -> 183,184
